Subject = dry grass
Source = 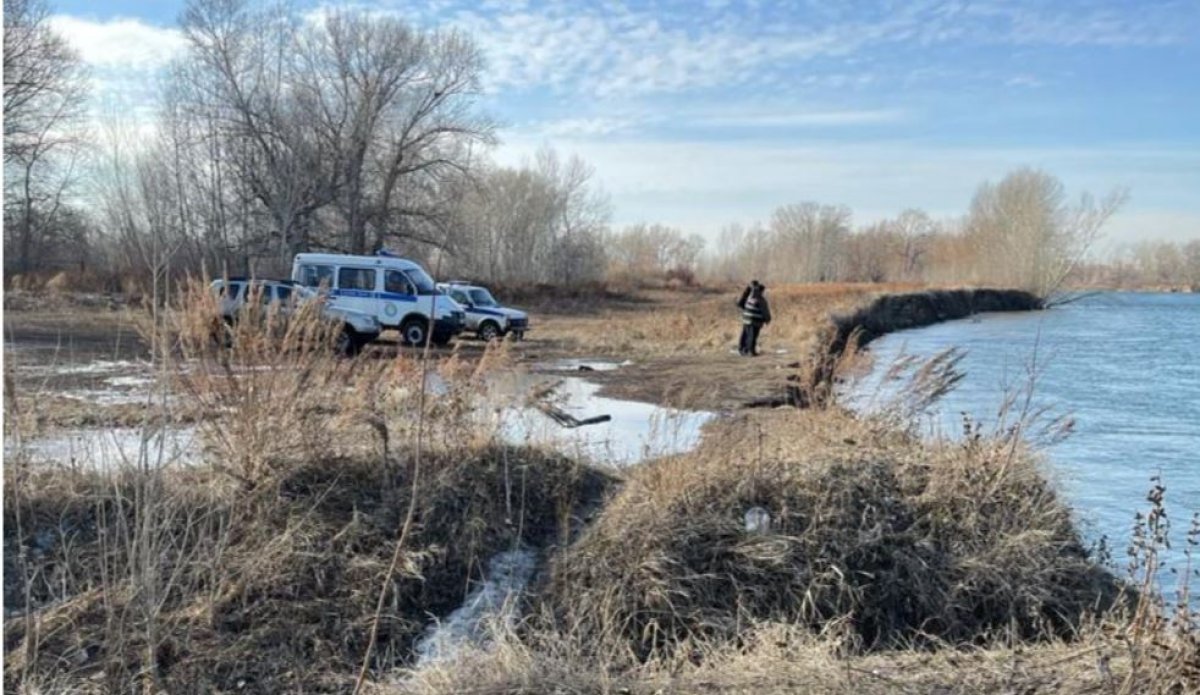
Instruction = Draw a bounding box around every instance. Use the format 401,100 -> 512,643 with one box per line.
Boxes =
534,283 -> 923,358
400,618 -> 1197,695
5,282 -> 1196,694
399,402 -> 1197,695
3,445 -> 604,692
543,408 -> 1120,658
527,282 -> 925,411
3,282 -> 610,692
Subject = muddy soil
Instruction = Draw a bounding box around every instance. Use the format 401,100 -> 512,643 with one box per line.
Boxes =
573,352 -> 798,411
3,293 -> 789,422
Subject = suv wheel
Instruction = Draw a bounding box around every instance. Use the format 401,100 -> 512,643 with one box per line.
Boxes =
400,318 -> 428,347
478,321 -> 502,342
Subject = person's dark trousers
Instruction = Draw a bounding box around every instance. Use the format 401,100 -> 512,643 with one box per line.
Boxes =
746,322 -> 762,356
738,323 -> 752,355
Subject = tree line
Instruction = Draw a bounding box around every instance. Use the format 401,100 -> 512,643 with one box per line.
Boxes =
6,0 -> 1187,298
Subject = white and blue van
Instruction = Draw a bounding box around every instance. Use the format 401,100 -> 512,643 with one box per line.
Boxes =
291,251 -> 465,346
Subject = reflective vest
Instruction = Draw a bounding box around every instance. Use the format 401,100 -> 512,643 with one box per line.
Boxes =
742,296 -> 766,324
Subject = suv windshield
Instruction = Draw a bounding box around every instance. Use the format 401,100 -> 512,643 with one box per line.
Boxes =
468,288 -> 498,307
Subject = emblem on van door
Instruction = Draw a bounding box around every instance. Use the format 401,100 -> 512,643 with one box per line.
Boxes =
385,303 -> 398,317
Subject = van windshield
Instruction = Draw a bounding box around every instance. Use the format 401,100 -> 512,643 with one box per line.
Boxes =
404,268 -> 437,295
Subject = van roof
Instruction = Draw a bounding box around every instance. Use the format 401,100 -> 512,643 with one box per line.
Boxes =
293,252 -> 422,271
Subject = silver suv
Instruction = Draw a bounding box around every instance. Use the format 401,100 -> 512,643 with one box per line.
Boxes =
436,282 -> 529,341
210,278 -> 382,356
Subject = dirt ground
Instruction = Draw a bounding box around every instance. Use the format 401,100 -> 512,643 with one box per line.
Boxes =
3,285 -> 839,419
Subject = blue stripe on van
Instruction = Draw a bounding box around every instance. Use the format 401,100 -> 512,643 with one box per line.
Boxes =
330,289 -> 417,302
469,308 -> 507,318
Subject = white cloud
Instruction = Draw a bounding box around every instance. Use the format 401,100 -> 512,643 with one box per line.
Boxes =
692,108 -> 907,128
537,117 -> 635,137
412,0 -> 1192,98
1004,75 -> 1045,88
49,16 -> 185,71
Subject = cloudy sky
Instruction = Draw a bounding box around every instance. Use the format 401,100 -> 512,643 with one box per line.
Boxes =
49,0 -> 1200,248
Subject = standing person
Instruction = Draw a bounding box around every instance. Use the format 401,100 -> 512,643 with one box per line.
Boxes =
740,283 -> 771,356
737,280 -> 759,355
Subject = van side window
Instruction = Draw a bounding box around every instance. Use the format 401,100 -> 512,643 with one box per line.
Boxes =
384,270 -> 414,296
338,267 -> 376,291
276,285 -> 292,303
222,281 -> 244,299
301,265 -> 334,288
451,290 -> 470,305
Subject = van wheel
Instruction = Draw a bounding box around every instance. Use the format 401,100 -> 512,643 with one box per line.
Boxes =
210,316 -> 233,350
400,318 -> 428,347
478,321 -> 502,342
336,326 -> 363,357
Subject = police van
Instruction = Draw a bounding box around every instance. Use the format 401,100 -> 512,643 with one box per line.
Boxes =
291,251 -> 465,346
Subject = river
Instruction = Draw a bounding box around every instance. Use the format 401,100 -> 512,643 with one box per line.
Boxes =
856,291 -> 1200,601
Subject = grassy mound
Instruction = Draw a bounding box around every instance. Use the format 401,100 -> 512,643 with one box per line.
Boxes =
4,443 -> 608,693
544,409 -> 1120,658
829,288 -> 1043,352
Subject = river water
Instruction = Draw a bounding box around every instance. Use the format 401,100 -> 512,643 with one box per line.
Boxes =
857,292 -> 1200,598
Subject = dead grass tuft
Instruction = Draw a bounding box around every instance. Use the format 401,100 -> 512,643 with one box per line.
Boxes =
3,281 -> 612,692
542,408 -> 1121,659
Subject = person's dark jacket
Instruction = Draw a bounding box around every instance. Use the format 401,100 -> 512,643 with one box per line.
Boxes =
741,292 -> 771,325
737,286 -> 750,308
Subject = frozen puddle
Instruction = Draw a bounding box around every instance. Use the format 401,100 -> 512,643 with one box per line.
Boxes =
6,425 -> 202,470
14,358 -> 149,377
413,549 -> 536,666
11,356 -> 169,405
414,368 -> 715,671
487,376 -> 713,467
533,358 -> 632,373
61,376 -> 170,406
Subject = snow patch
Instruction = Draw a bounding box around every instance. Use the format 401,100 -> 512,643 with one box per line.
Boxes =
6,426 -> 202,470
414,549 -> 537,666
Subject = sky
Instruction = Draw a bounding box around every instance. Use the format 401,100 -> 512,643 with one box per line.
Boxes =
47,0 -> 1200,249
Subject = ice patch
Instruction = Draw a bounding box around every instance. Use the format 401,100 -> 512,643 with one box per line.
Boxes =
534,358 -> 624,373
6,426 -> 202,470
105,375 -> 157,388
414,549 -> 537,666
52,374 -> 171,406
61,388 -> 155,406
486,376 -> 713,467
17,359 -> 148,376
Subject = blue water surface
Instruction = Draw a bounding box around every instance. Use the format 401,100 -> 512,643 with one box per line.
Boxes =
857,292 -> 1200,599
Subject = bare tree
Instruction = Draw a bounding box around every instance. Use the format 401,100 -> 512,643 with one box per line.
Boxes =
966,167 -> 1127,297
295,12 -> 494,254
769,202 -> 851,282
3,0 -> 90,275
843,222 -> 897,283
177,0 -> 337,262
1184,240 -> 1200,290
890,208 -> 936,281
440,147 -> 609,285
608,223 -> 704,284
169,0 -> 494,265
